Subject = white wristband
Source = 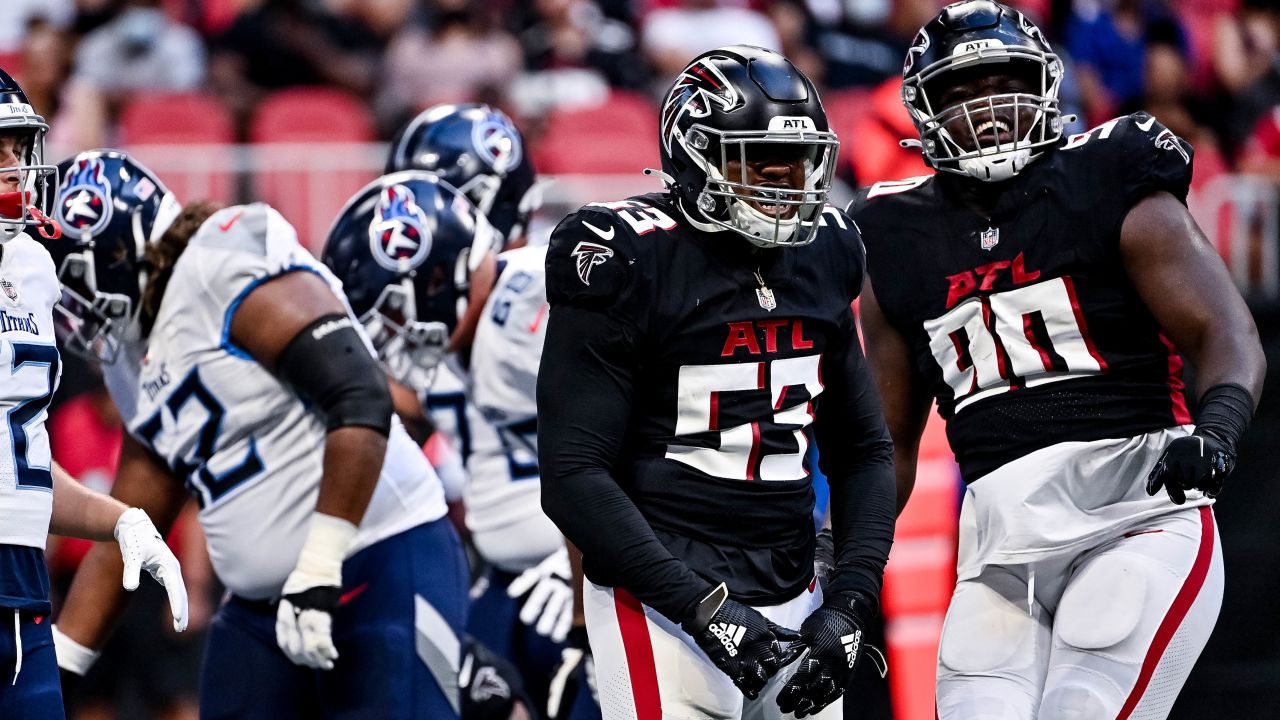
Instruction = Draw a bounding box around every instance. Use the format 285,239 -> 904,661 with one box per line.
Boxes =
52,624 -> 99,676
282,513 -> 358,595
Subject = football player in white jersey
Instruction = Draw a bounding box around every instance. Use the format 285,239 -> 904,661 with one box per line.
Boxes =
0,79 -> 186,719
46,151 -> 469,719
322,170 -> 598,720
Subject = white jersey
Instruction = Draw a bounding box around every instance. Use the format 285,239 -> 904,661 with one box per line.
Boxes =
465,245 -> 559,570
0,234 -> 62,550
103,204 -> 445,599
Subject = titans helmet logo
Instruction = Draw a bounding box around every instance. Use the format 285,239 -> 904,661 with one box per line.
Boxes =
661,58 -> 740,155
57,157 -> 112,237
368,184 -> 433,271
472,116 -> 522,174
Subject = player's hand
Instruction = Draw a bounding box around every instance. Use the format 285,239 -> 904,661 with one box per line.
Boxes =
115,507 -> 188,632
506,546 -> 574,643
461,636 -> 534,719
546,626 -> 597,720
275,513 -> 355,670
777,591 -> 876,718
1145,432 -> 1235,505
681,582 -> 803,700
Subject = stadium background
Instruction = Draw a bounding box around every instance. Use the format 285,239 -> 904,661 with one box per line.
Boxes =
7,0 -> 1279,717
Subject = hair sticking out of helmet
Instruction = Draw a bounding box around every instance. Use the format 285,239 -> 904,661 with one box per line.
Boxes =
49,150 -> 181,362
322,171 -> 498,396
658,46 -> 839,248
901,0 -> 1064,182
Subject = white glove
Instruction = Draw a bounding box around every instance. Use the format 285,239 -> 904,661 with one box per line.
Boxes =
546,627 -> 597,720
506,546 -> 574,643
275,513 -> 355,670
115,507 -> 188,632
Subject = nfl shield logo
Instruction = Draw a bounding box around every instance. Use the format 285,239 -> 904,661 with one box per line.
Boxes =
980,227 -> 999,251
756,286 -> 777,311
1,279 -> 17,304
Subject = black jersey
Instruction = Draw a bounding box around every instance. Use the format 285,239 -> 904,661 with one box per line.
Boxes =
538,192 -> 894,617
849,113 -> 1195,482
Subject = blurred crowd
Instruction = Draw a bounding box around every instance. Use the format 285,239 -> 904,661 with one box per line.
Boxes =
3,0 -> 1280,189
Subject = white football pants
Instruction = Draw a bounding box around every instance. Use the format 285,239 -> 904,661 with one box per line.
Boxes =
584,580 -> 841,720
936,505 -> 1223,720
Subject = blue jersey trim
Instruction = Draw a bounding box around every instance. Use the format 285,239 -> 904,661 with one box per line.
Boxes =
219,265 -> 329,360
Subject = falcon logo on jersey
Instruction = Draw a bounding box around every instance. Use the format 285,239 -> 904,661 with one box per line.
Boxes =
472,116 -> 522,173
571,241 -> 613,286
369,184 -> 432,271
661,58 -> 741,154
1154,129 -> 1190,164
57,157 -> 112,237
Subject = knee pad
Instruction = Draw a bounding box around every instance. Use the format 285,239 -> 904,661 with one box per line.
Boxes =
937,694 -> 1031,720
939,581 -> 1036,673
1038,684 -> 1108,720
1056,553 -> 1146,650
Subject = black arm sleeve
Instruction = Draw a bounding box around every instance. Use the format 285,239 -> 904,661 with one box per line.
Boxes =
537,303 -> 714,622
276,314 -> 394,435
814,318 -> 896,606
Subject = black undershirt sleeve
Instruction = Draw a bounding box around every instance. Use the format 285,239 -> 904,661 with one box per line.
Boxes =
814,316 -> 897,606
536,303 -> 714,623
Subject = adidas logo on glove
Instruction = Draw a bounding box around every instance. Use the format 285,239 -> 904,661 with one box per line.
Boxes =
709,622 -> 747,657
842,629 -> 862,668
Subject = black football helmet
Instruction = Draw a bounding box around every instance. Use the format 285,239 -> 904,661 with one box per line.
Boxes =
0,67 -> 60,242
386,104 -> 539,244
658,45 -> 838,248
322,171 -> 500,395
902,0 -> 1064,182
49,150 -> 181,362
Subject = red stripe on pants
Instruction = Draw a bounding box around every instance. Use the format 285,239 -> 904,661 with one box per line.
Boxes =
615,588 -> 662,720
1115,506 -> 1215,719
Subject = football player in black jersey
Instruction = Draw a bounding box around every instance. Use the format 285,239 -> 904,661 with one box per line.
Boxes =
538,46 -> 896,719
848,3 -> 1266,720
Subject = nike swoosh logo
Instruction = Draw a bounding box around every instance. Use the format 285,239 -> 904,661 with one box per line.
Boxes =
219,210 -> 243,232
581,220 -> 614,241
1135,116 -> 1157,132
339,582 -> 370,606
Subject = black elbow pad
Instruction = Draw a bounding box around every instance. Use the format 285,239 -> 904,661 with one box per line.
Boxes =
276,314 -> 393,436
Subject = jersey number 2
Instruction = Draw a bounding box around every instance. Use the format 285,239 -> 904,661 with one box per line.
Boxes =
9,343 -> 58,490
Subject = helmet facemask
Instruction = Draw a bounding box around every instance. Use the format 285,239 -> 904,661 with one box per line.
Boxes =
685,123 -> 838,247
53,191 -> 180,363
0,126 -> 59,242
357,279 -> 450,396
905,47 -> 1064,182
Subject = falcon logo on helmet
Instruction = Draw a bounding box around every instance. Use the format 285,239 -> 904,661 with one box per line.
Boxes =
571,241 -> 613,286
368,184 -> 432,271
57,157 -> 113,237
661,59 -> 741,155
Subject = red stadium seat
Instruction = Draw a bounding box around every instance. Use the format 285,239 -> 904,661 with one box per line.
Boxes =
119,93 -> 236,204
249,87 -> 375,144
249,88 -> 379,253
534,91 -> 660,175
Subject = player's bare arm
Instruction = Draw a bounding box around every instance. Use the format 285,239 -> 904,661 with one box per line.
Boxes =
55,433 -> 190,672
1120,192 -> 1265,401
859,279 -> 932,514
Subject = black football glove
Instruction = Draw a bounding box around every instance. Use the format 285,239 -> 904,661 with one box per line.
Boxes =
777,591 -> 876,718
1145,431 -> 1235,505
546,625 -> 598,719
460,636 -> 534,720
681,582 -> 803,700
